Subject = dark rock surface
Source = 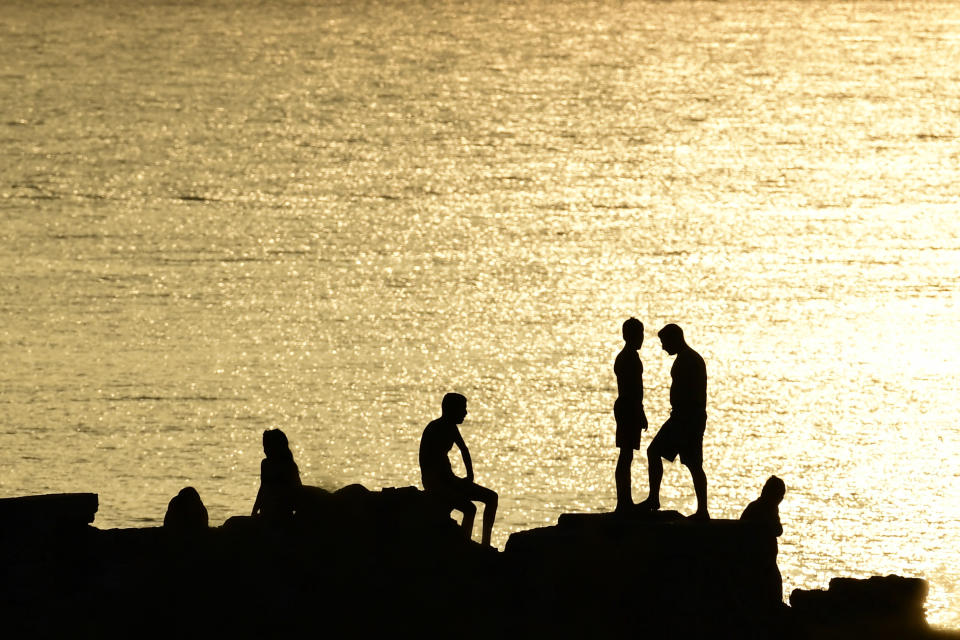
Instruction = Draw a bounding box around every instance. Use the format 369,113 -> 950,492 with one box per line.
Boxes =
0,488 -> 953,639
1,486 -> 498,638
503,508 -> 786,638
789,575 -> 939,640
0,492 -> 98,530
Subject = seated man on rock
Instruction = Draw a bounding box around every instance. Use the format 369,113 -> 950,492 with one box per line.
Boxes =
419,393 -> 498,547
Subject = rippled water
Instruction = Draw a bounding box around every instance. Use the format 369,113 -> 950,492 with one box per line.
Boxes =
2,0 -> 959,627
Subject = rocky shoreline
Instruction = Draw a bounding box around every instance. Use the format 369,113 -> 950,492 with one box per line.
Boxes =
0,489 -> 954,639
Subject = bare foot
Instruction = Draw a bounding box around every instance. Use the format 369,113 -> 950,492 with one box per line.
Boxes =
636,497 -> 660,511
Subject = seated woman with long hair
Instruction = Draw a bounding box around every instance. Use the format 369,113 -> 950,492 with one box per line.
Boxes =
251,428 -> 302,524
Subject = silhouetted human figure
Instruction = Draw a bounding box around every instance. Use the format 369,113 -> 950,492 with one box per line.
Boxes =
419,393 -> 498,546
740,475 -> 785,536
163,486 -> 208,532
638,324 -> 709,519
614,317 -> 648,512
252,428 -> 302,524
741,475 -> 786,608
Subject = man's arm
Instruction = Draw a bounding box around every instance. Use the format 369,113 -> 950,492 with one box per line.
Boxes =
453,427 -> 474,482
251,486 -> 262,516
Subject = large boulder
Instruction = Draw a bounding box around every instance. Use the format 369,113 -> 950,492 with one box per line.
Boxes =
0,493 -> 98,533
789,575 -> 930,639
502,509 -> 786,638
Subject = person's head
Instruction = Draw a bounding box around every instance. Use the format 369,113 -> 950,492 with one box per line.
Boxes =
262,428 -> 292,460
761,475 -> 786,504
658,323 -> 685,355
622,317 -> 644,348
441,392 -> 468,424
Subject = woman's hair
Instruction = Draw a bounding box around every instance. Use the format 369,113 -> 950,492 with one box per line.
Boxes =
262,428 -> 294,461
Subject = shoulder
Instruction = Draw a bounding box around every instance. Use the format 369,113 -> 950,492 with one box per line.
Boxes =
422,418 -> 449,440
421,419 -> 437,438
615,348 -> 640,369
689,347 -> 705,365
679,347 -> 705,369
741,498 -> 773,520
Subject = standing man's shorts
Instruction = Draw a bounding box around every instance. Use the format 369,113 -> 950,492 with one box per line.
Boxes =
649,412 -> 706,466
614,398 -> 646,450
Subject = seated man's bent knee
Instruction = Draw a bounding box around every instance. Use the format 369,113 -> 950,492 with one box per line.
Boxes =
457,499 -> 477,515
470,484 -> 497,506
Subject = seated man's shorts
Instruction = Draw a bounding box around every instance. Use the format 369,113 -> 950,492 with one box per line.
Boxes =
422,473 -> 496,511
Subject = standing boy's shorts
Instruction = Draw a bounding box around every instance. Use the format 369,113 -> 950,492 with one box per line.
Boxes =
614,398 -> 646,450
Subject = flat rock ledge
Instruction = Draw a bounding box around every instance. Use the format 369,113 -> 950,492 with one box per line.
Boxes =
0,489 -> 954,639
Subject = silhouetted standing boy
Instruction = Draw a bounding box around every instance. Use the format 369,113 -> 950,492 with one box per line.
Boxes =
419,393 -> 499,546
614,318 -> 648,512
639,324 -> 710,519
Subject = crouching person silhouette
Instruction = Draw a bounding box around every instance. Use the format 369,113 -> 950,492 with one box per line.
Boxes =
740,475 -> 786,536
740,475 -> 787,608
419,393 -> 498,546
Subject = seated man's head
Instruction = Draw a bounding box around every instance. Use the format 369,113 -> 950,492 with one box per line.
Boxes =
441,392 -> 468,423
761,475 -> 786,504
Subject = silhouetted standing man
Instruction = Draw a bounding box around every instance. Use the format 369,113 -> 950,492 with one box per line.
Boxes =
419,393 -> 499,546
639,324 -> 709,519
614,318 -> 648,512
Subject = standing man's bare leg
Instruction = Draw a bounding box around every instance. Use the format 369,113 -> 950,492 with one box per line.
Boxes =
615,448 -> 633,512
639,447 -> 662,510
689,464 -> 709,519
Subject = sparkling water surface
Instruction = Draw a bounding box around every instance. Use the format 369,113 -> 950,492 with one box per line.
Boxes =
2,0 -> 959,627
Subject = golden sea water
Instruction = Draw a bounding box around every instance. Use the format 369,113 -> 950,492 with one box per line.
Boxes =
1,0 -> 959,628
